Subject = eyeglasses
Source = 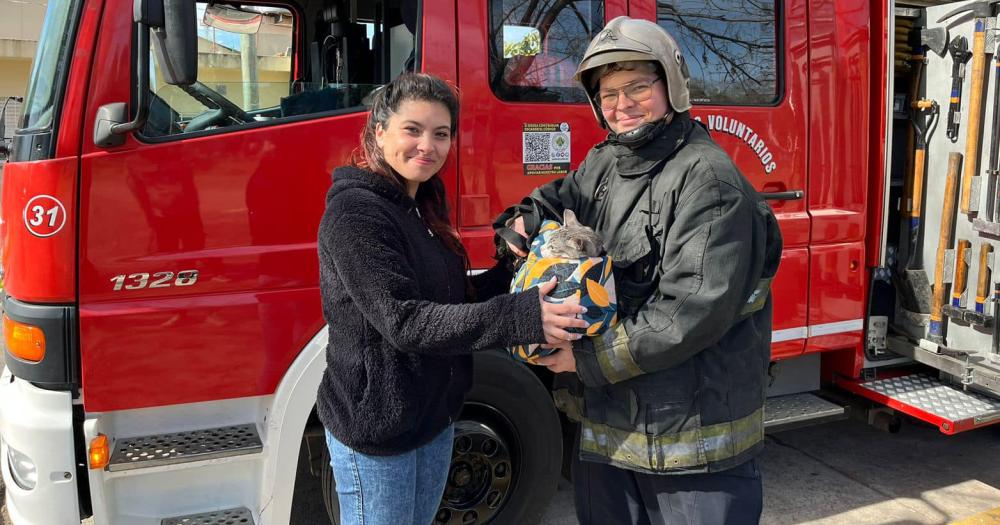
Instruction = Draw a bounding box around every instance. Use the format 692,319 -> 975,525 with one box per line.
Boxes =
595,78 -> 661,110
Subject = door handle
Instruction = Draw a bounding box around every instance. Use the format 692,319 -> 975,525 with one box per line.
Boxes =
761,190 -> 804,201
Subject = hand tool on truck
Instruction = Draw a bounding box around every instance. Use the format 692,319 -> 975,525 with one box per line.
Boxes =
941,240 -> 995,327
973,42 -> 1000,234
939,1 -> 999,216
945,36 -> 971,143
952,239 -> 971,308
900,26 -> 946,220
976,243 -> 993,314
930,152 -> 964,344
899,98 -> 939,314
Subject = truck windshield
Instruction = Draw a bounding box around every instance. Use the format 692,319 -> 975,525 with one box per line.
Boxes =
20,0 -> 80,132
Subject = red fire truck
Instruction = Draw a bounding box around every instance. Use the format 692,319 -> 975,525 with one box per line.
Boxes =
2,0 -> 999,523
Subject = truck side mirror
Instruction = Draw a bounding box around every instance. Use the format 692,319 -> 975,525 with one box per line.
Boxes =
0,97 -> 19,160
134,0 -> 197,86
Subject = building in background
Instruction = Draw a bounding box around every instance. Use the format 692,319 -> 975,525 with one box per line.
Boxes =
0,0 -> 43,141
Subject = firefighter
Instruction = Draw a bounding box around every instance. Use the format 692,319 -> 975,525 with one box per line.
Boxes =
496,17 -> 783,525
316,73 -> 586,525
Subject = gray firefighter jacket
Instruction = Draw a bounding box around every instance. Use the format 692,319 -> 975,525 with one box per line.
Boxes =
495,112 -> 782,474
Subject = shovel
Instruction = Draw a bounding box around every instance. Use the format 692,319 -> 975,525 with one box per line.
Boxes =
899,99 -> 939,314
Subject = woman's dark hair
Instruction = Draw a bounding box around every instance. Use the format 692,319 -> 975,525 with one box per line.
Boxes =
352,73 -> 465,256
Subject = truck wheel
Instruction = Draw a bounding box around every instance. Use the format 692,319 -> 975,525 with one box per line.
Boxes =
320,351 -> 563,525
436,352 -> 562,525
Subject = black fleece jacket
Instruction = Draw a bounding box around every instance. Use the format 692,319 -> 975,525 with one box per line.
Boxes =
317,166 -> 546,456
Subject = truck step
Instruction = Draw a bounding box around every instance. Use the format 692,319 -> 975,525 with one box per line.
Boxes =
162,507 -> 254,525
764,392 -> 846,432
837,373 -> 1000,434
108,424 -> 262,472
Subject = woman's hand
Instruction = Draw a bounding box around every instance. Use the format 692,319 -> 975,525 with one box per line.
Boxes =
506,216 -> 529,258
537,277 -> 588,344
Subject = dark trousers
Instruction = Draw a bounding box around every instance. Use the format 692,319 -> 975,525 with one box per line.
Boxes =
572,449 -> 763,525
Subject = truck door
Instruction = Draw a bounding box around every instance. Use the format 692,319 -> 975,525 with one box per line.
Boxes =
455,0 -> 627,264
75,0 -> 436,410
630,0 -> 811,360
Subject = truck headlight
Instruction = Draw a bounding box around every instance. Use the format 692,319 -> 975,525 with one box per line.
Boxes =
7,444 -> 37,490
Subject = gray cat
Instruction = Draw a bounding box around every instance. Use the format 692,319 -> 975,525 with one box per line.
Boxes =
540,209 -> 605,258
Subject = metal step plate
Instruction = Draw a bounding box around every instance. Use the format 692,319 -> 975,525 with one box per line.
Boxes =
764,392 -> 846,433
108,424 -> 262,472
162,507 -> 254,525
839,373 -> 1000,434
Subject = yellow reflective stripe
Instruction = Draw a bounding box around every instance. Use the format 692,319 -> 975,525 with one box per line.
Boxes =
593,323 -> 643,384
740,277 -> 773,316
580,422 -> 656,471
579,408 -> 764,472
552,388 -> 584,422
701,407 -> 765,463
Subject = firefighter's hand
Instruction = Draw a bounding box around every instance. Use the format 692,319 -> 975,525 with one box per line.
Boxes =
506,216 -> 529,258
537,278 -> 588,344
536,346 -> 577,374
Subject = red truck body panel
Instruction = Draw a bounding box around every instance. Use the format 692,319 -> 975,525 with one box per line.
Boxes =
3,0 -> 887,411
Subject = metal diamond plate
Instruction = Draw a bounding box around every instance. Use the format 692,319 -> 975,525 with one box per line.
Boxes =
861,374 -> 1000,422
765,393 -> 844,429
161,507 -> 254,525
108,424 -> 262,472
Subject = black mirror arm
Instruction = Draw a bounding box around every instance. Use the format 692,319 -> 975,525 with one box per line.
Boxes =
111,24 -> 151,135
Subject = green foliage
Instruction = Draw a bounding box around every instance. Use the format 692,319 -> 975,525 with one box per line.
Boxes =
504,30 -> 541,58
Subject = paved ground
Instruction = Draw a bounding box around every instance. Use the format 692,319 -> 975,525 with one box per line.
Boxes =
539,417 -> 1000,525
4,410 -> 1000,524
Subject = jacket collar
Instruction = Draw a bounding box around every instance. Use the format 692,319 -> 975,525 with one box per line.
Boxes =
604,112 -> 695,178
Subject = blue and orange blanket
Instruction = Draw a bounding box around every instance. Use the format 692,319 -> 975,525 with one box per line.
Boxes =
509,220 -> 618,364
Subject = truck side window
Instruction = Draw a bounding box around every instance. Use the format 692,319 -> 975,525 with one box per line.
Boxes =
143,4 -> 295,137
488,0 -> 605,104
143,0 -> 417,138
657,0 -> 779,106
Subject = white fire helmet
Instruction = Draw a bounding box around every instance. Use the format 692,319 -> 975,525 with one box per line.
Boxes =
574,16 -> 692,128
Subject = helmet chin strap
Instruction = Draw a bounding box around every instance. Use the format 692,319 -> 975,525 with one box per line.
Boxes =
609,111 -> 675,148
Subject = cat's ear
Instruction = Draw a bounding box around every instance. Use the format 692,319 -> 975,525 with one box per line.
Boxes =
572,238 -> 585,251
563,209 -> 579,227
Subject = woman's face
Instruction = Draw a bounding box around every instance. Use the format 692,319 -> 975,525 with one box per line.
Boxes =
376,99 -> 453,197
597,68 -> 669,134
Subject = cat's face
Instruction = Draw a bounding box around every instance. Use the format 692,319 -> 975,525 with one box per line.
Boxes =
539,210 -> 604,258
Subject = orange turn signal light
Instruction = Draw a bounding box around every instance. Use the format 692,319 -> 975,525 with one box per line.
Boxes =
89,435 -> 110,469
2,314 -> 45,363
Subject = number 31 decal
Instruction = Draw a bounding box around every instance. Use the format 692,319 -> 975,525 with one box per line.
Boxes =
23,195 -> 67,238
111,270 -> 199,291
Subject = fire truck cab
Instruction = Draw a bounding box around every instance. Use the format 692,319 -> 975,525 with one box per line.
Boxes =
2,0 -> 999,523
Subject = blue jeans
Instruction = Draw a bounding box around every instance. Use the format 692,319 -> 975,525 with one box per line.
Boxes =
325,425 -> 455,525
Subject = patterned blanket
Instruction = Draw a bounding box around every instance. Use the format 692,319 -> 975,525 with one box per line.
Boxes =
509,220 -> 618,364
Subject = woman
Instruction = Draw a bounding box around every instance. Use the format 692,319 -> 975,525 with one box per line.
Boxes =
316,73 -> 587,525
498,17 -> 780,525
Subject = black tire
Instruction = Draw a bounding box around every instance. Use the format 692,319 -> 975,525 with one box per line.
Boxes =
319,351 -> 563,525
438,352 -> 562,525
320,448 -> 340,524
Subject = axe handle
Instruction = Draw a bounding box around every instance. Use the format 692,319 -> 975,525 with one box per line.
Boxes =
976,243 -> 993,313
952,239 -> 971,307
961,26 -> 987,215
931,152 -> 963,336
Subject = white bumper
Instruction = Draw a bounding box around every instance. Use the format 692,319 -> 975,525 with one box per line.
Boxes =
0,366 -> 81,524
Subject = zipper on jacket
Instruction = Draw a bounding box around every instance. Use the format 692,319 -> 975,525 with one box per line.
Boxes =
413,207 -> 434,237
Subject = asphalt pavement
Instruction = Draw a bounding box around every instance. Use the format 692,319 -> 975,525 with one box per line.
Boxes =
4,407 -> 1000,524
540,417 -> 1000,525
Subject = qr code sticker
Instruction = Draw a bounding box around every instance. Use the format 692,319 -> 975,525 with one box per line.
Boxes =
550,132 -> 570,161
523,132 -> 551,163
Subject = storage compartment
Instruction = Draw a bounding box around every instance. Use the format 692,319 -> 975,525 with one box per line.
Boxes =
875,1 -> 1000,384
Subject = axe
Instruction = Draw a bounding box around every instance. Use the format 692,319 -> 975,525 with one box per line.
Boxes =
921,27 -> 948,57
